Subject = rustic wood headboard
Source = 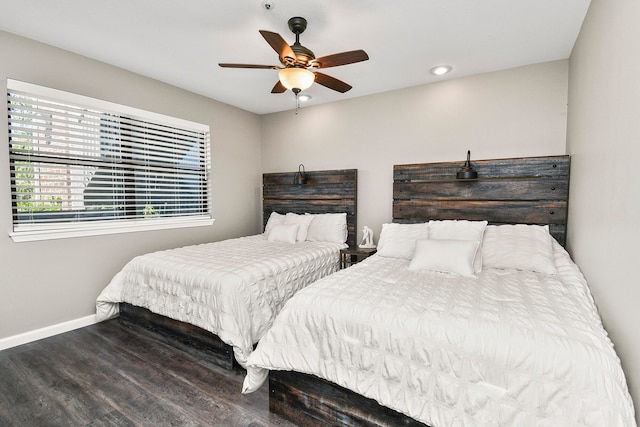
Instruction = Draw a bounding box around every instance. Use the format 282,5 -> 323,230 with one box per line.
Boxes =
393,155 -> 570,246
263,169 -> 358,247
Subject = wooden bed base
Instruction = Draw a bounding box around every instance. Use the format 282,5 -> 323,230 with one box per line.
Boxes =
115,168 -> 358,370
118,303 -> 235,369
270,371 -> 429,427
268,155 -> 570,426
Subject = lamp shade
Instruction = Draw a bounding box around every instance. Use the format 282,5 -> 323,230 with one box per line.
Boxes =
279,68 -> 315,92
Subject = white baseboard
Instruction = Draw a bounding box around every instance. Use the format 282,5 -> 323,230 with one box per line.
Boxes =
0,314 -> 100,351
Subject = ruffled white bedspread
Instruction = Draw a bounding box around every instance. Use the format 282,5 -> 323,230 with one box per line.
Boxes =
96,235 -> 346,367
245,241 -> 635,426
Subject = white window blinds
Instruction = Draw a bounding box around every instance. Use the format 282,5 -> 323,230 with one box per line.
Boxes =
7,79 -> 212,242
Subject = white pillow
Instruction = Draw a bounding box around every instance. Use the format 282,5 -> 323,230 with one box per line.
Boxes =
409,239 -> 479,277
267,224 -> 299,243
305,213 -> 348,243
264,212 -> 285,235
284,212 -> 314,242
376,222 -> 429,260
428,220 -> 488,273
482,224 -> 557,274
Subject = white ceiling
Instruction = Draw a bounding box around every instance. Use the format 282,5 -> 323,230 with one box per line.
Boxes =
0,0 -> 591,115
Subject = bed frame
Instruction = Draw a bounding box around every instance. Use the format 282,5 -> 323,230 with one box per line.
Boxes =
392,155 -> 569,246
118,168 -> 358,370
269,155 -> 570,426
262,168 -> 358,247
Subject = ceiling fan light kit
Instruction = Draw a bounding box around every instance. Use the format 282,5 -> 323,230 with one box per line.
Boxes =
219,16 -> 369,96
278,68 -> 315,92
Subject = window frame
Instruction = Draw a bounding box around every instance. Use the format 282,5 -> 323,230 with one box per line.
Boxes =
6,79 -> 213,243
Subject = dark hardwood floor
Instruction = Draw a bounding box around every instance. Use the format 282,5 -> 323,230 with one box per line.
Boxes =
0,319 -> 297,427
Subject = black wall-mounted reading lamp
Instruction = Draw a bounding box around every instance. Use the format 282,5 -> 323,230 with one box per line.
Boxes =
293,164 -> 307,185
456,150 -> 478,179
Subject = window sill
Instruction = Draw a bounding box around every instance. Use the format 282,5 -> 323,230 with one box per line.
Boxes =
9,217 -> 215,243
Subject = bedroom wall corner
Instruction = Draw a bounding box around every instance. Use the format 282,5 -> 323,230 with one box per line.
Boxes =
567,0 -> 640,420
0,31 -> 262,342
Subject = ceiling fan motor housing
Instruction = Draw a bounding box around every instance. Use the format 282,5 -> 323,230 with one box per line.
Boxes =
289,44 -> 315,67
284,17 -> 315,67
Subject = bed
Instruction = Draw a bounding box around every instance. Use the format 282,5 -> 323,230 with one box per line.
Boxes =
244,156 -> 636,426
96,168 -> 357,369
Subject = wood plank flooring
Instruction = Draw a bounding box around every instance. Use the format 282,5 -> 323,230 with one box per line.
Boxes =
0,319 -> 297,427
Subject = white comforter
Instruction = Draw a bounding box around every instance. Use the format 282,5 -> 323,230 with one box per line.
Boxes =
96,234 -> 346,367
245,241 -> 635,426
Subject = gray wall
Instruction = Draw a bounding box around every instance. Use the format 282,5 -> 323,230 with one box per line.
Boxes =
567,0 -> 640,421
261,60 -> 569,245
0,31 -> 263,338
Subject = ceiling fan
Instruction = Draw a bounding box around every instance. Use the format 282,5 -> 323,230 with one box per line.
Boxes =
219,16 -> 369,95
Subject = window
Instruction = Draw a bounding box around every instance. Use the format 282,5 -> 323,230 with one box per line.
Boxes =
7,79 -> 212,242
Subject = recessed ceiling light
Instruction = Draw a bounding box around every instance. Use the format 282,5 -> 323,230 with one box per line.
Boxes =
430,65 -> 452,76
298,94 -> 312,102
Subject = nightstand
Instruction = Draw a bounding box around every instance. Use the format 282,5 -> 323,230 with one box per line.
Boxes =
340,246 -> 377,269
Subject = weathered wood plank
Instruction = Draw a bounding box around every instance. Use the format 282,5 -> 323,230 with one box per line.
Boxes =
270,371 -> 429,427
263,169 -> 357,186
394,178 -> 568,201
393,200 -> 567,224
394,155 -> 569,181
549,224 -> 567,246
263,183 -> 356,199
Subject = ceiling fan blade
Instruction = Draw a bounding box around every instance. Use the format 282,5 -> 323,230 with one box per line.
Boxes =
271,80 -> 287,94
259,30 -> 296,60
313,50 -> 369,69
218,63 -> 279,69
314,72 -> 352,93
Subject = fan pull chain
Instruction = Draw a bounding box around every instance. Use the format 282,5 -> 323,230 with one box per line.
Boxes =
295,93 -> 300,115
